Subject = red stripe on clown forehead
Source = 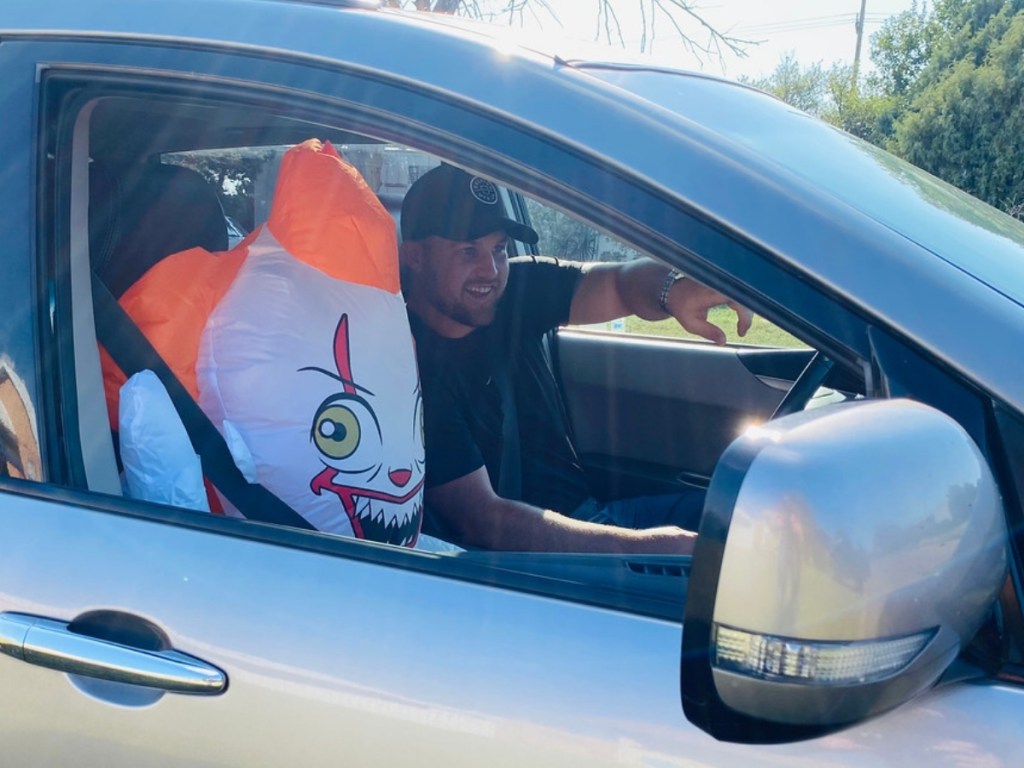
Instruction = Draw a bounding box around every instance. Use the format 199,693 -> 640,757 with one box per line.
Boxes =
333,314 -> 357,396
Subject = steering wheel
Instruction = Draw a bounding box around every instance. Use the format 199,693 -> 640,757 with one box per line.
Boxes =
769,351 -> 835,420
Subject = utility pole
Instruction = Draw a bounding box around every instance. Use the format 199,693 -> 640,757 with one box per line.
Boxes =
852,0 -> 868,88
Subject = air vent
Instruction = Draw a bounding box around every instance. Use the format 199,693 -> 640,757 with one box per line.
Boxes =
626,561 -> 686,578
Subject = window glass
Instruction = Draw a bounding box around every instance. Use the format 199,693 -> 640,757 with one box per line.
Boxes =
163,143 -> 441,233
524,196 -> 808,348
49,79 -> 814,612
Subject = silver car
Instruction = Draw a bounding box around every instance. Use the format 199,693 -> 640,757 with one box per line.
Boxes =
0,1 -> 1022,765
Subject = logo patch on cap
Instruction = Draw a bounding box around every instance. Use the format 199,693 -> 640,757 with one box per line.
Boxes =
469,176 -> 499,205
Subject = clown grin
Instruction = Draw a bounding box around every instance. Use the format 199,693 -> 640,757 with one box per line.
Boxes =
310,467 -> 423,547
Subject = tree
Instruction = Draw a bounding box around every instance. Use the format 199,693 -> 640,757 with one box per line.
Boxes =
383,0 -> 749,65
744,55 -> 896,146
890,9 -> 1024,215
750,2 -> 1024,220
524,199 -> 600,261
868,1 -> 939,101
744,54 -> 830,115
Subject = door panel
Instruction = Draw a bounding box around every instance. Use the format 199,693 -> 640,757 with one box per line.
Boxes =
3,486 -> 1019,766
0,485 -> 694,767
555,331 -> 809,497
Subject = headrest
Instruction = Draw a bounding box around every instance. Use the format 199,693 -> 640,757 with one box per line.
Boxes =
91,163 -> 229,297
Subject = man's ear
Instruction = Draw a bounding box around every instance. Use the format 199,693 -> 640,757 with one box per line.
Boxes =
400,240 -> 424,272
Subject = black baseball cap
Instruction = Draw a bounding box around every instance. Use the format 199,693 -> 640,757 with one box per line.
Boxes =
400,164 -> 539,245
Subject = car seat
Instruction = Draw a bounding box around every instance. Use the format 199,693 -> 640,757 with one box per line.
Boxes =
90,162 -> 229,297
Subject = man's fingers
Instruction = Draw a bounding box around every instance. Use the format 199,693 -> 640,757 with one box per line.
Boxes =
684,316 -> 727,345
672,281 -> 753,344
732,303 -> 754,337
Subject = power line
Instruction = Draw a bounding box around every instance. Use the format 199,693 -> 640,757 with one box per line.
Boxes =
736,12 -> 887,36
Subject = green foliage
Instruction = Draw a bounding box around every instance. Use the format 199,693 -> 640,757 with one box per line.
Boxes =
889,8 -> 1024,214
927,0 -> 1024,75
524,198 -> 640,262
526,200 -> 600,261
626,309 -> 808,348
751,2 -> 1024,221
745,55 -> 896,145
745,53 -> 831,114
869,1 -> 939,99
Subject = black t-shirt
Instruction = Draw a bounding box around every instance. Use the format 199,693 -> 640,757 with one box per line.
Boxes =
411,257 -> 591,515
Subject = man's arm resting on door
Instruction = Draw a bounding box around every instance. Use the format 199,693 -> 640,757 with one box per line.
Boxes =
426,466 -> 696,555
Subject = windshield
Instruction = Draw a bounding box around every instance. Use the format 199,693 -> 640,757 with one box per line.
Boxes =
582,67 -> 1024,308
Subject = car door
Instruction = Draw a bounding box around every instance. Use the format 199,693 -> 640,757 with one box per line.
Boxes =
0,31 -> 703,768
2,6 -> 1023,766
511,194 -> 821,497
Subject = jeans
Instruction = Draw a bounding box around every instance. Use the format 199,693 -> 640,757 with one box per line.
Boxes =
572,488 -> 705,532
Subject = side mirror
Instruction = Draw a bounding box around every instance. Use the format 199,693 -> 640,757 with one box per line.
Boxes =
682,399 -> 1007,744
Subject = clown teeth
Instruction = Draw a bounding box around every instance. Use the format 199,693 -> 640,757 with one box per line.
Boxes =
357,499 -> 373,521
350,494 -> 423,533
386,502 -> 418,528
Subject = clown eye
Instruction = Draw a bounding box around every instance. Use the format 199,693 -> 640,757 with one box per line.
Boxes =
314,405 -> 361,460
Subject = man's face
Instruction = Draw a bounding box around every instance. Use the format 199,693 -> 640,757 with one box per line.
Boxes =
413,230 -> 510,337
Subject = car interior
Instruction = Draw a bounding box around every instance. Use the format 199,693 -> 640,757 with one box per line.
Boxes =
46,79 -> 866,621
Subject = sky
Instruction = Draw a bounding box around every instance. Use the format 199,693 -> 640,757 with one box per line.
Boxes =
500,0 -> 920,80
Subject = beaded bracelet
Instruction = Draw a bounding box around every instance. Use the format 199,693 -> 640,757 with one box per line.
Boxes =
658,269 -> 686,313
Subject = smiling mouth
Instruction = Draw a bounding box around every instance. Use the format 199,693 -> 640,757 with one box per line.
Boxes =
310,468 -> 423,547
465,284 -> 496,299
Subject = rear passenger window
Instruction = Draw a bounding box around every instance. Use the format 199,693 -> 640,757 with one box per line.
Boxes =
162,144 -> 442,237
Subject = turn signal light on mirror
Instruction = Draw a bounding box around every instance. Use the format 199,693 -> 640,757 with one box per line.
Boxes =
713,624 -> 936,685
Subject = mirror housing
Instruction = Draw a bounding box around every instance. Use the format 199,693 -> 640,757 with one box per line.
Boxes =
682,399 -> 1006,744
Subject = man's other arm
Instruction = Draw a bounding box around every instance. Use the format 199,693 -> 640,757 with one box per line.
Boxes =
426,466 -> 696,555
568,258 -> 752,345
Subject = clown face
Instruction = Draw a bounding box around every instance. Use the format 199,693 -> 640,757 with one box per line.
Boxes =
306,314 -> 424,546
197,228 -> 424,546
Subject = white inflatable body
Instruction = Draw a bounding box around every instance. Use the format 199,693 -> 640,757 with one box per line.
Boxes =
198,228 -> 423,545
105,139 -> 425,547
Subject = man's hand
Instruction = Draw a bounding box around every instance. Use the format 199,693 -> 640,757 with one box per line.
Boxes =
569,260 -> 752,344
667,277 -> 753,346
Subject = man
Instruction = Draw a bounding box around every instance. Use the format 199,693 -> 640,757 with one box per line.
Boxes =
400,164 -> 752,556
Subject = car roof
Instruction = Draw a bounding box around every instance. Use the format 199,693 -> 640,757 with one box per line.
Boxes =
4,0 -> 1024,410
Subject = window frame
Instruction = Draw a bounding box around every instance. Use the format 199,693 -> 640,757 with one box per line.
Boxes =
34,48 -> 725,622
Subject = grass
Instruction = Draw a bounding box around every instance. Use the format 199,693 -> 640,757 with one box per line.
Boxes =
620,307 -> 809,348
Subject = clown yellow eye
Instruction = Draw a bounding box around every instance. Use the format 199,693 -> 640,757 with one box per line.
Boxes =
314,405 -> 361,460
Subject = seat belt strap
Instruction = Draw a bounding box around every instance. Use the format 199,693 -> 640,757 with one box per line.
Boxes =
91,274 -> 315,530
493,358 -> 522,500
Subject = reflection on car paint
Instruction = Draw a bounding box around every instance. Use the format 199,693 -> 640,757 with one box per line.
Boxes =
0,360 -> 42,481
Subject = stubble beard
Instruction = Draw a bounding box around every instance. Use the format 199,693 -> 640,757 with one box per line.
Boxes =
424,271 -> 503,330
441,293 -> 499,329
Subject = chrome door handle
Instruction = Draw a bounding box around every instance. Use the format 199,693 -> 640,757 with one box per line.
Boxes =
0,612 -> 226,694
